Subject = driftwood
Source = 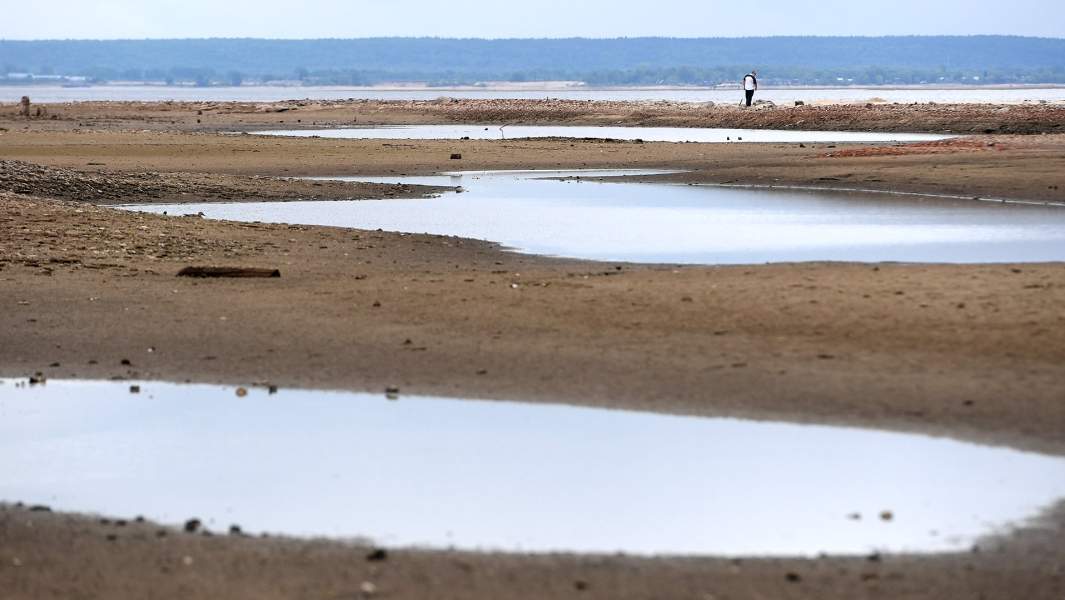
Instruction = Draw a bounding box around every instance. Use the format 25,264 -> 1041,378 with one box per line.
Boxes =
177,266 -> 281,278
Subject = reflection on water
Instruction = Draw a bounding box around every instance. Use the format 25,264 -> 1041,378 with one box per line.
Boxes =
257,125 -> 951,143
1,380 -> 1064,556
123,170 -> 1065,265
4,85 -> 1065,104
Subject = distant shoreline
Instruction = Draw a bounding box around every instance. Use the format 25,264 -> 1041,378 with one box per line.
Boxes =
3,82 -> 1065,92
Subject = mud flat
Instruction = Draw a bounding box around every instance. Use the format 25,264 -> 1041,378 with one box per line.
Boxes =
0,101 -> 1063,599
2,97 -> 1064,134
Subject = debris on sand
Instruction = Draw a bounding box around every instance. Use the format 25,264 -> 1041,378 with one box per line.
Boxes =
177,266 -> 281,278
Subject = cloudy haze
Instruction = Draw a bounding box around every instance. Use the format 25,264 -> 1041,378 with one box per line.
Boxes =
2,0 -> 1063,39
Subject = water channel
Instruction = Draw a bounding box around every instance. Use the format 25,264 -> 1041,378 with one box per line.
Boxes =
257,125 -> 952,143
125,170 -> 1065,265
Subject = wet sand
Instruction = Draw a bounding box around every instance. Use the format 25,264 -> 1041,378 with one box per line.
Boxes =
1,100 -> 1063,598
3,502 -> 1063,600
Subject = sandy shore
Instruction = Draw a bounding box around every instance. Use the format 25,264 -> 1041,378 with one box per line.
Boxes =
1,100 -> 1063,598
3,97 -> 1064,134
3,501 -> 1063,600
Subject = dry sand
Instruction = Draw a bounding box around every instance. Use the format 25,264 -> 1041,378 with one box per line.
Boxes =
0,100 -> 1063,599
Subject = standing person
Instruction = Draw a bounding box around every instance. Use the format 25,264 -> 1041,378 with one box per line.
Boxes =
743,70 -> 758,107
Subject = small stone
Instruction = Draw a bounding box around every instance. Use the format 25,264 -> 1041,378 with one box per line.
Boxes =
12,557 -> 22,567
880,510 -> 894,522
366,548 -> 388,562
235,387 -> 248,397
385,387 -> 400,400
360,581 -> 377,596
229,525 -> 244,536
130,385 -> 141,394
785,572 -> 802,583
184,518 -> 202,533
450,153 -> 462,160
182,555 -> 194,567
120,359 -> 132,366
574,580 -> 590,591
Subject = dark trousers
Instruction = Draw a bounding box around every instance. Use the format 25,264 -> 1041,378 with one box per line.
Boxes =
745,89 -> 755,107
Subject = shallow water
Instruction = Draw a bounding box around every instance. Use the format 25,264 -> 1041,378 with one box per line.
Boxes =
124,170 -> 1065,265
257,125 -> 951,143
5,85 -> 1065,104
2,379 -> 1063,556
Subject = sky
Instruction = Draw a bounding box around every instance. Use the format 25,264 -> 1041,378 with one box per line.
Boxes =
1,0 -> 1063,40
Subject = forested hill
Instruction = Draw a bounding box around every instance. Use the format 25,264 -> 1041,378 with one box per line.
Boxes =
3,36 -> 1064,86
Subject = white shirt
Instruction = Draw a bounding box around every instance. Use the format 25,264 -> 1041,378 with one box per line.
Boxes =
743,74 -> 757,91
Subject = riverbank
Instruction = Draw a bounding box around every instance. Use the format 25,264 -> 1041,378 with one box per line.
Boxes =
3,501 -> 1063,600
2,97 -> 1065,134
1,101 -> 1063,598
1,130 -> 1064,204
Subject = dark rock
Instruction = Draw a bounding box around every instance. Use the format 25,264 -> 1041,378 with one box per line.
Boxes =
184,518 -> 202,533
450,153 -> 463,160
366,548 -> 388,562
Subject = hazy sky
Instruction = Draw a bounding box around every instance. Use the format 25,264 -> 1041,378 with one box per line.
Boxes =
2,0 -> 1063,39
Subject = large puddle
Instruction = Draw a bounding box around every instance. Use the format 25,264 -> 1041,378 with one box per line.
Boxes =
256,125 -> 951,143
124,170 -> 1065,264
1,379 -> 1063,556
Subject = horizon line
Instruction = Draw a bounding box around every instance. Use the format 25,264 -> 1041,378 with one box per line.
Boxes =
3,34 -> 1065,43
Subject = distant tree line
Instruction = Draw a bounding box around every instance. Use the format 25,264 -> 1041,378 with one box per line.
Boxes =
2,36 -> 1064,86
